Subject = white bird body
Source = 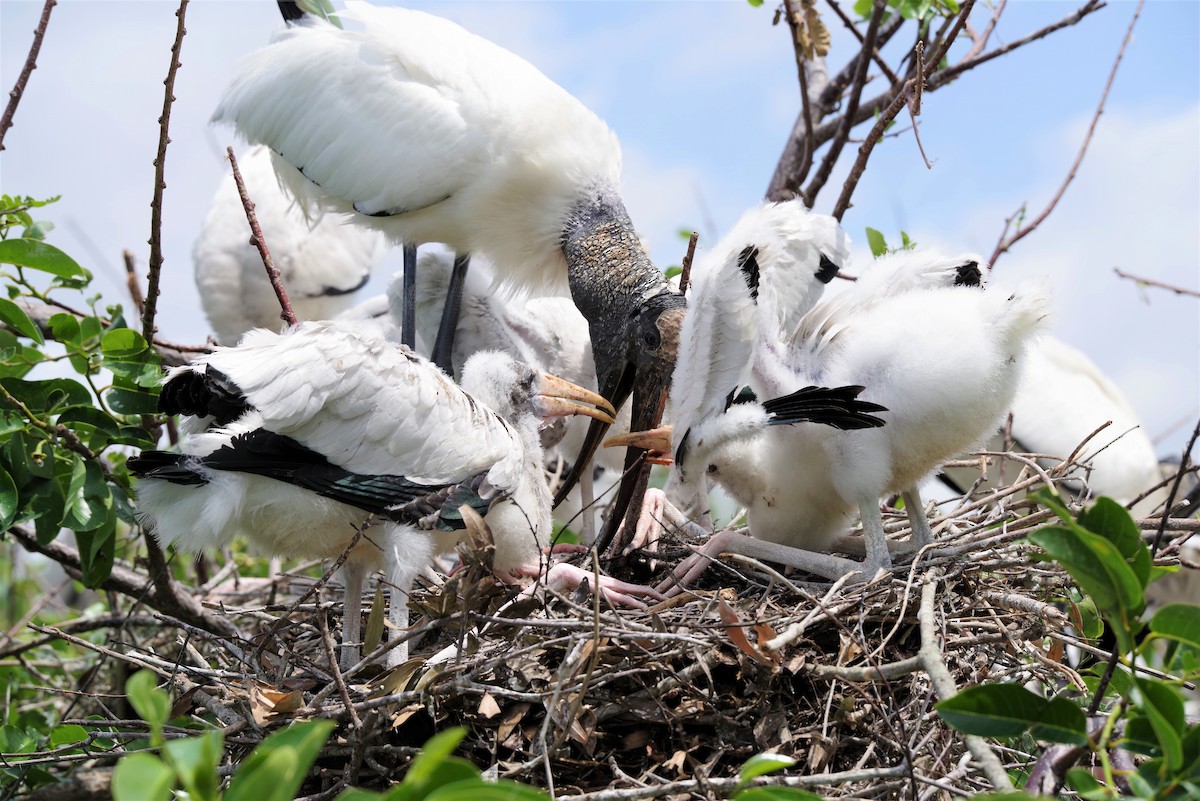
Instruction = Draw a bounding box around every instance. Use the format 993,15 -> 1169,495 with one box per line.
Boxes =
215,2 -> 619,295
625,201 -> 1050,587
130,320 -> 630,667
193,145 -> 387,344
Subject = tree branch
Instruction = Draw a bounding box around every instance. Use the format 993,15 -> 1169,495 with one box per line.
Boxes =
140,0 -> 189,343
802,0 -> 887,207
226,147 -> 298,326
0,0 -> 56,152
988,0 -> 1139,267
1112,268 -> 1200,298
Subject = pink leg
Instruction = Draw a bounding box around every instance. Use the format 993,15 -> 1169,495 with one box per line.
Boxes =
506,562 -> 665,608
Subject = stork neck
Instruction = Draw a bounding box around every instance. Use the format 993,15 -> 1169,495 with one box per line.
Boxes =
561,188 -> 669,321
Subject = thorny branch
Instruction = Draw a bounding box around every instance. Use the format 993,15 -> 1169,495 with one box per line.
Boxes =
140,0 -> 189,343
226,147 -> 299,327
988,0 -> 1143,268
0,0 -> 56,151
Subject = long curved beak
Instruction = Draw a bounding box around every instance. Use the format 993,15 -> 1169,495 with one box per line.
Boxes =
604,426 -> 674,466
538,373 -> 616,425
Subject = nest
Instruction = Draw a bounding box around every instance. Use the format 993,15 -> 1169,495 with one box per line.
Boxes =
10,458 -> 1197,801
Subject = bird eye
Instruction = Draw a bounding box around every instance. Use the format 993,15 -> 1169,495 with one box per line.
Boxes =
706,464 -> 717,475
642,327 -> 661,349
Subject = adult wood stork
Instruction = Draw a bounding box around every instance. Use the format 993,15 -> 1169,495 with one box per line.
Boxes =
610,202 -> 1050,591
128,321 -> 658,669
213,1 -> 685,541
193,144 -> 387,345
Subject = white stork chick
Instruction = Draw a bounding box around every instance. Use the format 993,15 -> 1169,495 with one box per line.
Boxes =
613,203 -> 1050,591
213,1 -> 685,539
128,321 -> 657,670
193,144 -> 387,344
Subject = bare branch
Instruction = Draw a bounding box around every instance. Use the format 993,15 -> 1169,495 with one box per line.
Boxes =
678,231 -> 699,294
823,0 -> 900,85
140,0 -> 189,343
225,147 -> 299,326
0,0 -> 56,151
988,0 -> 1141,267
1113,267 -> 1200,299
803,0 -> 888,206
962,0 -> 1008,61
122,250 -> 145,317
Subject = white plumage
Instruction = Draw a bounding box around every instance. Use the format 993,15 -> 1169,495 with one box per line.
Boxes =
193,145 -> 387,344
213,2 -> 686,540
129,320 -> 645,669
614,202 -> 1051,589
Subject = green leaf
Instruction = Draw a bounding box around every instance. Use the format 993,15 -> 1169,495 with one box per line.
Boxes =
337,791 -> 385,801
76,512 -> 116,588
739,753 -> 797,783
1,376 -> 92,415
747,0 -> 765,6
0,237 -> 88,278
1028,526 -> 1143,654
853,0 -> 873,18
107,385 -> 160,415
1065,766 -> 1107,799
0,238 -> 89,279
47,313 -> 81,346
225,720 -> 336,801
163,730 -> 223,801
0,465 -> 16,530
1148,604 -> 1200,650
423,779 -> 551,801
664,265 -> 683,280
0,298 -> 44,344
112,752 -> 174,801
1028,696 -> 1088,745
125,670 -> 170,747
60,456 -> 112,533
735,789 -> 823,801
49,724 -> 88,748
936,684 -> 1059,739
865,227 -> 888,258
1134,677 -> 1185,770
1079,497 -> 1150,587
405,727 -> 468,786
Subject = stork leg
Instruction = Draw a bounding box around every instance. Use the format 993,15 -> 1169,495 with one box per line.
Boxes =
902,487 -> 935,549
430,253 -> 471,375
400,243 -> 418,349
579,465 -> 597,546
656,529 -> 871,598
382,528 -> 435,668
339,561 -> 366,671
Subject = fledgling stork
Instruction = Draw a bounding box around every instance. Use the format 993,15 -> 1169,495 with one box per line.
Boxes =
128,321 -> 659,670
611,202 -> 1050,591
213,1 -> 685,542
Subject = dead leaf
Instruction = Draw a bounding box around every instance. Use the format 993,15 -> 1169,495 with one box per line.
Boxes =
390,703 -> 423,729
249,682 -> 303,726
478,692 -> 502,719
663,749 -> 688,775
363,584 -> 386,655
719,599 -> 771,665
754,623 -> 782,664
498,702 -> 532,741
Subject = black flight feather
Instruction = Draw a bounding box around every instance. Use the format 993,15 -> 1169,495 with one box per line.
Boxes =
158,365 -> 250,426
736,246 -> 760,301
761,385 -> 887,430
817,253 -> 840,284
954,260 -> 982,287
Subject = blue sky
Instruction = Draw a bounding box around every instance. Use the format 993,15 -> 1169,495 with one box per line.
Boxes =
1,0 -> 1197,457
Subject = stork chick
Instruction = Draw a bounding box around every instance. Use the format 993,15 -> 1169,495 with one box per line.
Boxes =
129,321 -> 657,670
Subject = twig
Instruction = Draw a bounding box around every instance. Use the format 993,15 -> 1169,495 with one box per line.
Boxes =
777,0 -> 819,196
140,0 -> 189,343
1112,268 -> 1200,299
802,0 -> 887,207
830,0 -> 975,220
962,0 -> 1007,61
226,147 -> 298,327
677,232 -> 699,294
0,0 -> 56,151
989,0 -> 1140,267
823,0 -> 900,85
916,575 -> 1014,791
122,250 -> 145,316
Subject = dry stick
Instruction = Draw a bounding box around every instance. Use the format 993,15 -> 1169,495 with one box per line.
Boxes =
916,577 -> 1014,792
962,0 -> 1008,61
0,0 -> 56,151
226,147 -> 299,326
831,0 -> 975,220
802,0 -> 887,207
780,0 -> 819,193
677,231 -> 699,294
1113,267 -> 1200,299
140,0 -> 189,343
122,250 -> 146,317
823,0 -> 900,85
989,0 -> 1141,267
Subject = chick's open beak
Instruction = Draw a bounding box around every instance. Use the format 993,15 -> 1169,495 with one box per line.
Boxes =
604,426 -> 674,466
538,373 -> 617,425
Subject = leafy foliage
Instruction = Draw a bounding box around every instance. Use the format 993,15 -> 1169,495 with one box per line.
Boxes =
935,492 -> 1200,799
0,194 -> 162,589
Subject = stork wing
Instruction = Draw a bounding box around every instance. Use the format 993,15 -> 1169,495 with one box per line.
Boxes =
196,322 -> 516,483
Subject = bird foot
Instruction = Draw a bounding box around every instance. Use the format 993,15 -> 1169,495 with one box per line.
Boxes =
510,562 -> 664,608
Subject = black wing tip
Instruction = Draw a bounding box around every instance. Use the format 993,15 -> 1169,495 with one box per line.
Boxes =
158,365 -> 249,425
277,1 -> 306,23
955,260 -> 983,287
817,253 -> 840,284
761,384 -> 888,430
737,246 -> 761,301
127,451 -> 209,485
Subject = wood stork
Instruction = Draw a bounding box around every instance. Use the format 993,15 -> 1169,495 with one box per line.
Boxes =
213,1 -> 685,541
193,144 -> 388,345
128,321 -> 658,670
610,201 -> 1050,591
